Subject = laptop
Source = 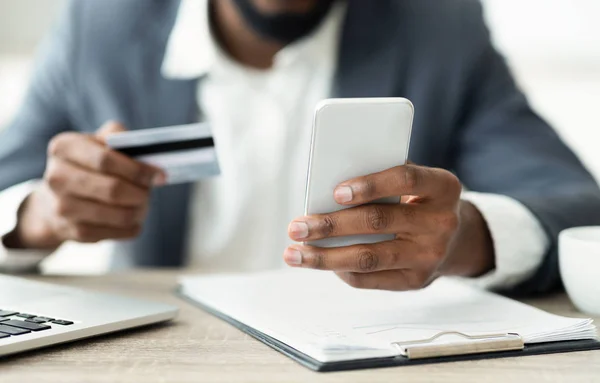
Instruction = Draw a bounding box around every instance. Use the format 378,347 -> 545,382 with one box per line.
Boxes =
0,274 -> 178,357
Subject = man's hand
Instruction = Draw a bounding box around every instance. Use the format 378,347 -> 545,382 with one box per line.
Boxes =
4,121 -> 166,250
284,164 -> 495,291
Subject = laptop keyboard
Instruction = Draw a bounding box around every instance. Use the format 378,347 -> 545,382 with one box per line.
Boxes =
0,309 -> 73,340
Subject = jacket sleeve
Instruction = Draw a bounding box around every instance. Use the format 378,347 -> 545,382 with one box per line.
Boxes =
452,2 -> 600,295
0,0 -> 83,191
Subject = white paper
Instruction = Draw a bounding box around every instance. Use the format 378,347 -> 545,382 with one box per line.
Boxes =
180,270 -> 596,363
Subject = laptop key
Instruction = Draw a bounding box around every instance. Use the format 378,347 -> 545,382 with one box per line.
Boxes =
51,320 -> 74,326
0,333 -> 10,339
0,310 -> 18,317
0,318 -> 8,323
3,320 -> 50,332
0,324 -> 30,335
31,316 -> 54,322
15,313 -> 36,319
26,318 -> 49,324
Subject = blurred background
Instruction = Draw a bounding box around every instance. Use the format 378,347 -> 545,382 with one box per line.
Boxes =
1,0 -> 599,274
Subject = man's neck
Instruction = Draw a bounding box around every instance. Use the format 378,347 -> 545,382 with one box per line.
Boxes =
211,0 -> 284,70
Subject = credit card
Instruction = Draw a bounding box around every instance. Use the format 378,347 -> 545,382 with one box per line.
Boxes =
106,123 -> 220,185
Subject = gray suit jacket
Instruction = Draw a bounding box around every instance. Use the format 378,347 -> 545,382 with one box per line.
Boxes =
2,0 -> 599,294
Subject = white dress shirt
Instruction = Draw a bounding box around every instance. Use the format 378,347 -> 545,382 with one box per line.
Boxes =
0,0 -> 549,290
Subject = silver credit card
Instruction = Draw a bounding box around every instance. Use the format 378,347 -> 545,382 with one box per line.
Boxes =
106,123 -> 220,185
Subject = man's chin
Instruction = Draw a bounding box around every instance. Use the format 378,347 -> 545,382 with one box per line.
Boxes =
248,0 -> 321,14
230,0 -> 337,44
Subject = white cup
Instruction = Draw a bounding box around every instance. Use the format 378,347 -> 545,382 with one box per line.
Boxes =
559,227 -> 600,315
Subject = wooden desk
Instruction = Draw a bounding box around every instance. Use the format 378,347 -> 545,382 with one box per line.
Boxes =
0,269 -> 598,383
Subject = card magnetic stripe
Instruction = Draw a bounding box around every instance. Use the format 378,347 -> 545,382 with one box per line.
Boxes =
115,137 -> 215,157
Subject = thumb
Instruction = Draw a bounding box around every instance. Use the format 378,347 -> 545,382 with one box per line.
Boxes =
96,120 -> 128,142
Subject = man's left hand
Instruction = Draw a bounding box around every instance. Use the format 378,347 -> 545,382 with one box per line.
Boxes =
284,164 -> 495,291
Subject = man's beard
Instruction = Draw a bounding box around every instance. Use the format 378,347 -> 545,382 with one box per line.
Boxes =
230,0 -> 338,44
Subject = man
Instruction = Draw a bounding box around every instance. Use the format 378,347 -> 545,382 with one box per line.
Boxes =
0,0 -> 599,294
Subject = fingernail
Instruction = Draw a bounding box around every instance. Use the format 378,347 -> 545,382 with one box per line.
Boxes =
289,221 -> 309,240
152,173 -> 167,187
284,247 -> 303,265
334,186 -> 353,203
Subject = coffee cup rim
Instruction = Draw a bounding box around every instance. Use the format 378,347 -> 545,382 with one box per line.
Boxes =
560,226 -> 600,244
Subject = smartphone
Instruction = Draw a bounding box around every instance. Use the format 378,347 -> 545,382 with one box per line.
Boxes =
304,98 -> 414,248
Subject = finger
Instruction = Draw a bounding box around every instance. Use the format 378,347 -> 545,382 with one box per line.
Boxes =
45,157 -> 150,207
283,240 -> 430,273
63,222 -> 142,243
333,164 -> 461,206
48,130 -> 166,188
52,195 -> 147,229
288,203 -> 422,241
95,120 -> 127,141
335,269 -> 435,291
96,121 -> 166,186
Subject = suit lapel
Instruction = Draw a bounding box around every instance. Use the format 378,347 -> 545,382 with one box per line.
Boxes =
134,0 -> 199,129
333,0 -> 406,99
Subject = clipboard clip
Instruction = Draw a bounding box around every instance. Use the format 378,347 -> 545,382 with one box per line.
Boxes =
391,331 -> 524,360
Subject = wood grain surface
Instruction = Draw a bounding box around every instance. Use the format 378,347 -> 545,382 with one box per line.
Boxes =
0,269 -> 598,383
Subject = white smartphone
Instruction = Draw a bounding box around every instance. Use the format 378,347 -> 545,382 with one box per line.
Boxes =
304,98 -> 414,248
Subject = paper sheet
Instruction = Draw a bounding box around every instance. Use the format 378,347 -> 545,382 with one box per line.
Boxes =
180,269 -> 596,363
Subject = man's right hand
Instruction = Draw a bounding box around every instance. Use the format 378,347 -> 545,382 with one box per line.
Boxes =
4,121 -> 166,250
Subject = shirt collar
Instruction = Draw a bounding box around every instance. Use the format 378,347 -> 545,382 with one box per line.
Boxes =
161,0 -> 346,80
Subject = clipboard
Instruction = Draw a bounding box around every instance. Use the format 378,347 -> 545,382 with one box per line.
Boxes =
178,289 -> 600,372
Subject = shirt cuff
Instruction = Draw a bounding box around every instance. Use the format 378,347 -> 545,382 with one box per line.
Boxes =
0,180 -> 52,273
460,191 -> 550,290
